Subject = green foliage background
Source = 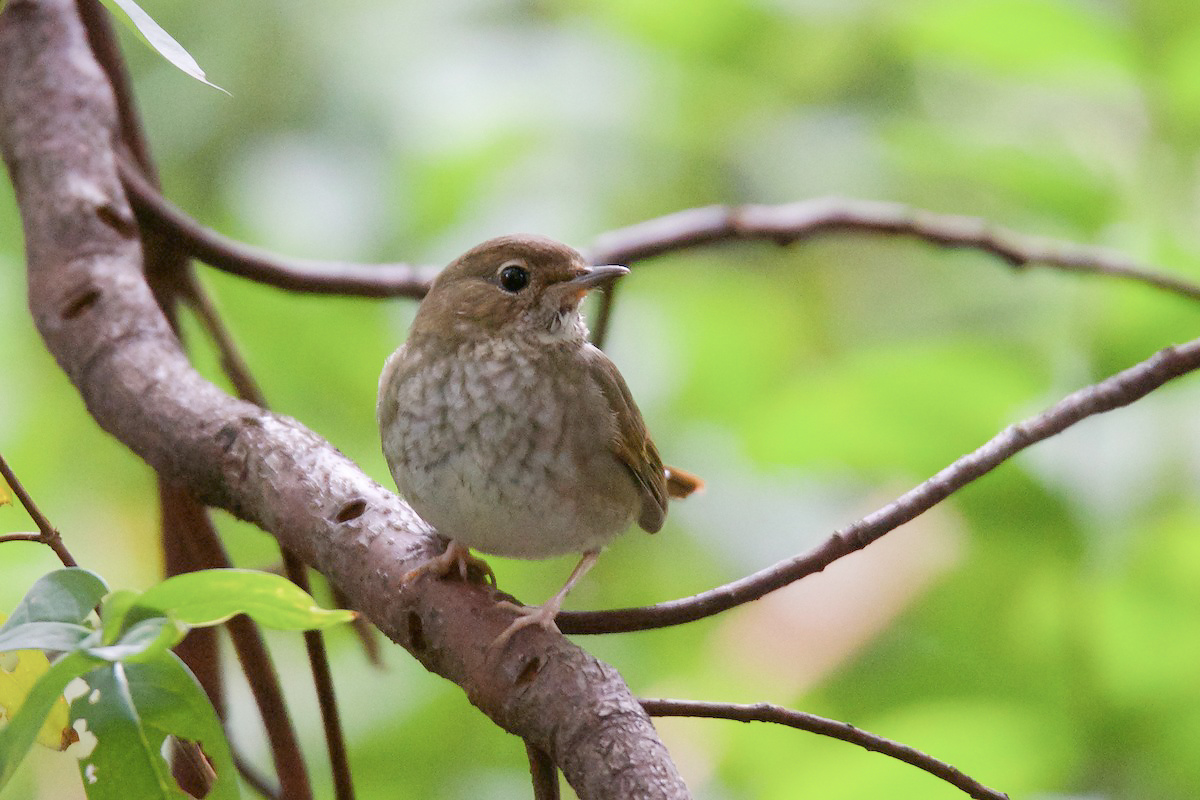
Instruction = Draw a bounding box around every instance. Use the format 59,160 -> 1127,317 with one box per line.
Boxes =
3,0 -> 1200,797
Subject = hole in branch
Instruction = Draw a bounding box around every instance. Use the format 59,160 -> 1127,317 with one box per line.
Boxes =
407,611 -> 426,651
95,201 -> 136,235
61,288 -> 101,319
516,655 -> 543,685
214,424 -> 238,451
334,498 -> 367,523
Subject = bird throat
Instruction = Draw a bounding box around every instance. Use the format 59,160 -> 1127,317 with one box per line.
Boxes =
545,305 -> 587,339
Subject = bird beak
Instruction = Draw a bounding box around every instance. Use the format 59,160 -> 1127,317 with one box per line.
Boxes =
564,264 -> 630,290
549,264 -> 630,309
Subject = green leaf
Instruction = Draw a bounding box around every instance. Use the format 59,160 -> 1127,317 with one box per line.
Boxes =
73,656 -> 240,800
96,0 -> 228,94
0,621 -> 93,654
86,617 -> 182,664
131,569 -> 355,631
98,589 -> 142,645
0,650 -> 99,790
1,569 -> 108,631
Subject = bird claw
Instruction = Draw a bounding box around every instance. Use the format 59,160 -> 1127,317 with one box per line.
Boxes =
403,540 -> 495,587
489,600 -> 563,652
487,550 -> 600,652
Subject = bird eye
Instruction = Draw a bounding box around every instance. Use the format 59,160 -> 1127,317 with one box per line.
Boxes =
498,264 -> 530,293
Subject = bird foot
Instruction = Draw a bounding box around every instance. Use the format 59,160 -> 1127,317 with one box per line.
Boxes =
487,550 -> 600,652
489,600 -> 562,652
403,540 -> 496,586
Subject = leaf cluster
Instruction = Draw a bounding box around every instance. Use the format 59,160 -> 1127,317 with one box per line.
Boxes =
0,568 -> 352,799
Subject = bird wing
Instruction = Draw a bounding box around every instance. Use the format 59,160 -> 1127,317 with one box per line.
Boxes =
583,344 -> 669,533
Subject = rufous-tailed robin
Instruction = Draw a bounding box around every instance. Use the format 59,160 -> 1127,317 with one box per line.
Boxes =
378,234 -> 701,647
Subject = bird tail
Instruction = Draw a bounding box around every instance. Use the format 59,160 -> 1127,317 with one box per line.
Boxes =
664,465 -> 704,499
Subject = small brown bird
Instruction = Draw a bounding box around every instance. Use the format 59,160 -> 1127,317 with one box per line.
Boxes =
378,234 -> 701,647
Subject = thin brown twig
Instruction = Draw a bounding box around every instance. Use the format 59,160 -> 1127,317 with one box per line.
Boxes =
642,699 -> 1008,800
584,200 -> 1200,347
525,741 -> 561,800
226,614 -> 314,799
75,0 -> 156,181
282,552 -> 356,800
183,269 -> 268,405
233,752 -> 281,800
162,485 -> 226,797
0,533 -> 45,544
559,337 -> 1200,634
0,452 -> 78,568
120,165 -> 1200,327
179,495 -> 314,800
119,160 -> 438,298
587,284 -> 619,349
330,583 -> 382,666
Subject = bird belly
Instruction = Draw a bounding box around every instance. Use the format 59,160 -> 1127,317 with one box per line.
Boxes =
407,460 -> 630,558
383,342 -> 639,559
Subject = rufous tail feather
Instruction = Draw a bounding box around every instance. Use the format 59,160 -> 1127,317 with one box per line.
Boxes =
664,465 -> 704,499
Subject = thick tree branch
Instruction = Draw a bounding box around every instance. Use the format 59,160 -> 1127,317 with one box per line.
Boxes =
558,337 -> 1200,633
0,2 -> 687,797
73,7 -> 320,794
642,699 -> 1007,800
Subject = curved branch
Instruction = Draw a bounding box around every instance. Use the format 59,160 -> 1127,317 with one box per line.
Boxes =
0,2 -> 687,797
559,337 -> 1200,634
642,699 -> 1008,800
585,201 -> 1200,346
119,161 -> 438,298
588,201 -> 1200,299
123,168 -> 1200,327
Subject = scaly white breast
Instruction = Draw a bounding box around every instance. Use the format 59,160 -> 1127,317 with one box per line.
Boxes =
379,334 -> 638,559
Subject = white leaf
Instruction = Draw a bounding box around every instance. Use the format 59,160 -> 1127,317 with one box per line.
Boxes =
98,0 -> 229,95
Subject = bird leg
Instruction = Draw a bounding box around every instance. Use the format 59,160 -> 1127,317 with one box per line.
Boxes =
491,550 -> 600,651
403,539 -> 496,586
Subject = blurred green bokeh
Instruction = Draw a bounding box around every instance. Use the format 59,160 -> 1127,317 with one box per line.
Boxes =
3,0 -> 1200,798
